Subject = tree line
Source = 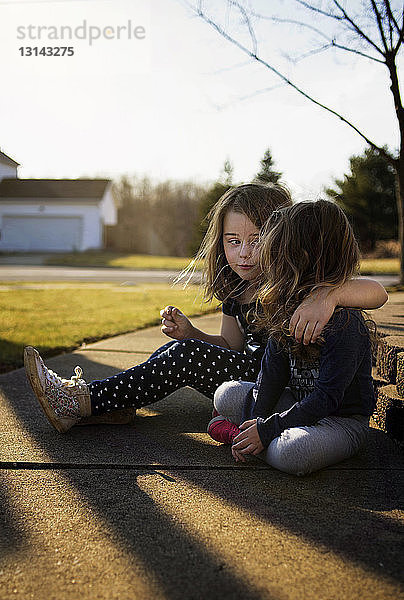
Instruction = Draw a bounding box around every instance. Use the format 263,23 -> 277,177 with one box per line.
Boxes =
107,146 -> 397,257
106,149 -> 283,256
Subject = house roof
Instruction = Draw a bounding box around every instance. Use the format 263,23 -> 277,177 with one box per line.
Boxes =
0,151 -> 20,167
0,178 -> 111,200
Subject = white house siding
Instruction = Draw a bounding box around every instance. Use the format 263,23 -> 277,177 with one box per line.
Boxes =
100,183 -> 117,225
0,201 -> 102,251
0,164 -> 17,182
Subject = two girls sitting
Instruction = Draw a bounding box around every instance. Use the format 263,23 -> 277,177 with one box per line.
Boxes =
24,184 -> 386,475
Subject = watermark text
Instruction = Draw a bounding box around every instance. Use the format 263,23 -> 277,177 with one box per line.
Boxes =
16,20 -> 146,46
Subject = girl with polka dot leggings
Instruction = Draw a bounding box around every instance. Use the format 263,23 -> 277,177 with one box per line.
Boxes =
89,338 -> 259,415
24,183 -> 387,433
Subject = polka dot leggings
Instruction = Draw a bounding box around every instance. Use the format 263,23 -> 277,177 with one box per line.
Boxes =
89,338 -> 261,415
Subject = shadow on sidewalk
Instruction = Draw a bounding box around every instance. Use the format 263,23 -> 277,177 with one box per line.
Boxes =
1,351 -> 403,596
0,476 -> 26,558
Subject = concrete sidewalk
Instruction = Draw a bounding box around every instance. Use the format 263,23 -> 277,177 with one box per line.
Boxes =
0,311 -> 403,599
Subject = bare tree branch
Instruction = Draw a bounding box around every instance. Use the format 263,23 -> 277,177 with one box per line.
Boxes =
388,9 -> 394,48
228,0 -> 257,55
393,1 -> 404,54
370,0 -> 390,51
283,42 -> 334,64
248,11 -> 384,63
394,27 -> 404,55
249,12 -> 333,40
189,1 -> 395,165
333,0 -> 386,56
294,0 -> 343,21
383,0 -> 401,36
331,40 -> 385,63
284,41 -> 384,65
237,83 -> 285,102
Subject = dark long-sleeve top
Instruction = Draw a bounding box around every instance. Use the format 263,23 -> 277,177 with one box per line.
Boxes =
242,308 -> 376,448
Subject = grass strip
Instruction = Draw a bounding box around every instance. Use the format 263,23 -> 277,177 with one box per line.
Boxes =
0,282 -> 218,372
360,258 -> 399,274
44,251 -> 199,271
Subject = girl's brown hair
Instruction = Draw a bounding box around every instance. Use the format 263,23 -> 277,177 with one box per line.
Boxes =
256,199 -> 362,351
179,182 -> 292,302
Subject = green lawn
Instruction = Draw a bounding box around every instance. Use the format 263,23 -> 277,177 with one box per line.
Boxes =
0,282 -> 218,372
360,258 -> 399,274
44,251 -> 198,271
43,251 -> 400,275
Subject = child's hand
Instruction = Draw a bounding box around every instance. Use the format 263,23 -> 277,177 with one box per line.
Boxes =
290,287 -> 336,345
231,419 -> 264,461
231,445 -> 246,463
160,306 -> 195,340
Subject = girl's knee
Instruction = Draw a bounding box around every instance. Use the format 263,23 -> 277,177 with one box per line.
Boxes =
213,380 -> 252,423
266,431 -> 314,476
166,338 -> 199,355
213,380 -> 242,413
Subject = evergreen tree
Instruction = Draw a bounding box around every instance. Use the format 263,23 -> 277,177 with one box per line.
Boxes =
255,148 -> 282,184
326,146 -> 397,251
222,158 -> 234,186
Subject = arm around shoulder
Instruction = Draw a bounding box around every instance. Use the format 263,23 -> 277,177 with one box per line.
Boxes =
332,278 -> 388,309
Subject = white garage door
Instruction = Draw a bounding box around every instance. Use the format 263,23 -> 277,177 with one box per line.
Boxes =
2,216 -> 82,251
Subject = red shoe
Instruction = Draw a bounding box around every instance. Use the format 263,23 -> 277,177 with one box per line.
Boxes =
207,416 -> 241,445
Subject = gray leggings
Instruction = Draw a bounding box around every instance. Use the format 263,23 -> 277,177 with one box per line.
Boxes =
213,380 -> 370,476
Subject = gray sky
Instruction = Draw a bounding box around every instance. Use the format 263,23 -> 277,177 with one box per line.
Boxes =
0,0 -> 401,200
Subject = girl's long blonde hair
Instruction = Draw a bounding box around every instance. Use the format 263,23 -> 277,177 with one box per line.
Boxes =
179,182 -> 292,302
256,200 -> 361,350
